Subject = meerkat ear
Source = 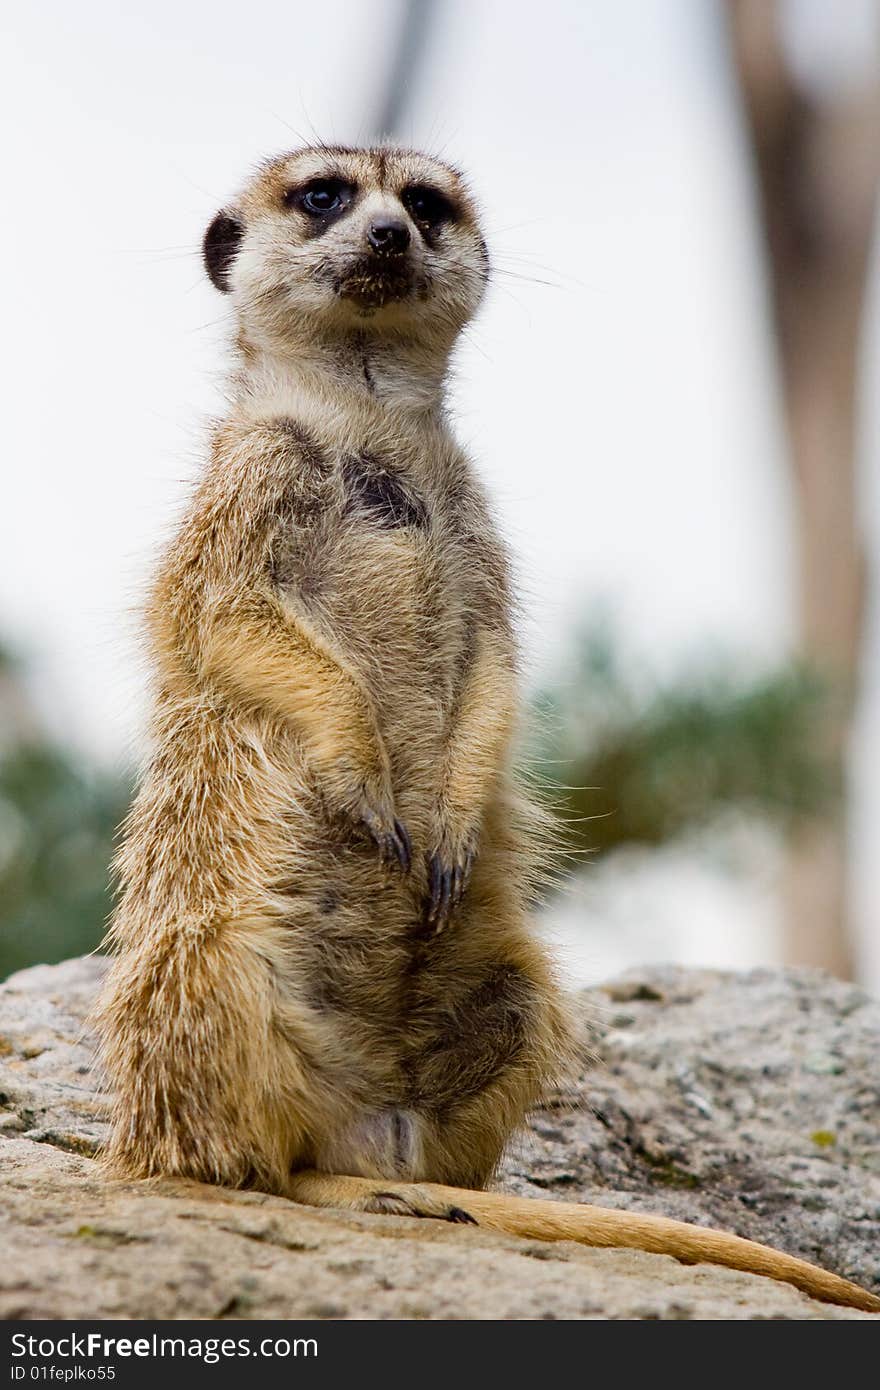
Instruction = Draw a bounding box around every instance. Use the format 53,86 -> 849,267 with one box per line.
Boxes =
203,212 -> 244,292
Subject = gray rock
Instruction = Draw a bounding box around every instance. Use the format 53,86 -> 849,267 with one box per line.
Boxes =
0,956 -> 877,1320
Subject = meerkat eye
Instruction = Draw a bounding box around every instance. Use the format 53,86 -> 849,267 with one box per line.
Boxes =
286,179 -> 353,217
303,182 -> 342,213
402,184 -> 457,229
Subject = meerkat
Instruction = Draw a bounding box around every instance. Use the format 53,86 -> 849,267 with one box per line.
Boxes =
91,145 -> 879,1314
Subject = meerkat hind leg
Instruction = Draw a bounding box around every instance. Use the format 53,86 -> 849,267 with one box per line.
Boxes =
286,1171 -> 880,1313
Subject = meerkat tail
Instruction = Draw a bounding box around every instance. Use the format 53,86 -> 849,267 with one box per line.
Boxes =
287,1171 -> 880,1314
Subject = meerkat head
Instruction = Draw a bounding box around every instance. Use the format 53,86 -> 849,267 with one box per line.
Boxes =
203,146 -> 489,355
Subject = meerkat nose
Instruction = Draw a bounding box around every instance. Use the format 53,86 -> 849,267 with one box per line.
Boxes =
367,218 -> 411,257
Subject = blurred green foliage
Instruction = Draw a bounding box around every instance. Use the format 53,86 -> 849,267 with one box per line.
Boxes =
0,650 -> 130,981
531,618 -> 838,861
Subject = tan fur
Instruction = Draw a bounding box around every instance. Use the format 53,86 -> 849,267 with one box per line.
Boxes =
92,145 -> 879,1314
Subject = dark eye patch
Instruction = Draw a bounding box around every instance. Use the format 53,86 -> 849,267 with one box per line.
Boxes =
401,184 -> 458,231
283,177 -> 356,230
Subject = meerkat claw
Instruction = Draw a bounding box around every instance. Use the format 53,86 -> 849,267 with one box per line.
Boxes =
424,853 -> 449,928
447,1205 -> 478,1224
394,819 -> 412,872
361,808 -> 412,873
425,838 -> 477,928
451,861 -> 467,909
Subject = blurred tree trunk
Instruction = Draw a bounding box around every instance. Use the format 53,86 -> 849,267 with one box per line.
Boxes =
728,0 -> 879,977
370,0 -> 439,138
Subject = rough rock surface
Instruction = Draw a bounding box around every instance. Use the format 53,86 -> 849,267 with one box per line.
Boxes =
0,955 -> 877,1320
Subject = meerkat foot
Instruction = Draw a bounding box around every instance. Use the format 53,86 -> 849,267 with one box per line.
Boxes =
365,1190 -> 477,1224
288,1171 -> 477,1224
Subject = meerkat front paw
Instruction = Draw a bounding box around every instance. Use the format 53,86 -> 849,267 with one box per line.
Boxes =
359,796 -> 412,873
323,760 -> 412,872
424,824 -> 478,931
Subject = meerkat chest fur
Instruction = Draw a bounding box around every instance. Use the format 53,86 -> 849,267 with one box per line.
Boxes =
194,376 -> 509,836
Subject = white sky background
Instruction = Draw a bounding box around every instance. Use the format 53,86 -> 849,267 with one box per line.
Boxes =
1,0 -> 878,985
